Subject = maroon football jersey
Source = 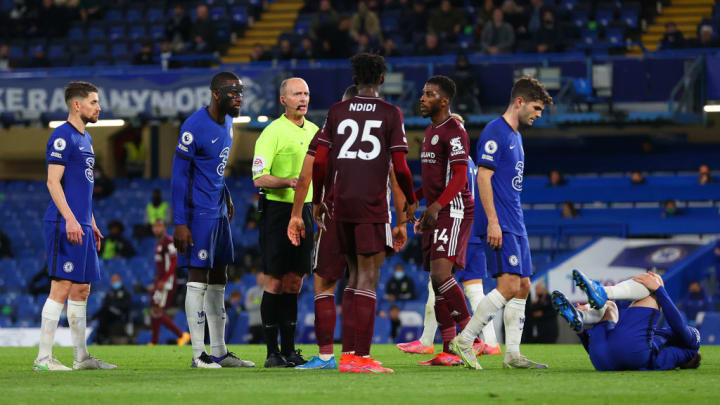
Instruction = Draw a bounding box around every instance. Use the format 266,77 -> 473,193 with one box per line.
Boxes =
317,95 -> 408,223
420,116 -> 473,217
307,131 -> 335,210
154,234 -> 177,288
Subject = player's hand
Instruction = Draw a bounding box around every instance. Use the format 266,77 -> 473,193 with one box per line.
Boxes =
487,222 -> 502,250
418,202 -> 441,232
173,225 -> 194,254
287,215 -> 306,246
404,201 -> 418,223
91,223 -> 103,252
313,202 -> 329,231
287,178 -> 299,189
226,196 -> 234,222
392,224 -> 407,252
632,272 -> 664,292
66,217 -> 85,245
413,222 -> 422,234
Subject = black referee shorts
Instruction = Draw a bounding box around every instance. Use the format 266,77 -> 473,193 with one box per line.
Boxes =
259,199 -> 313,278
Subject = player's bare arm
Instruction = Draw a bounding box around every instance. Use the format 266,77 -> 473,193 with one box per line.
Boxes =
477,166 -> 502,249
288,154 -> 314,246
253,174 -> 298,189
47,163 -> 84,245
173,225 -> 193,254
632,272 -> 664,292
390,166 -> 408,252
311,143 -> 330,231
91,213 -> 103,252
225,186 -> 234,221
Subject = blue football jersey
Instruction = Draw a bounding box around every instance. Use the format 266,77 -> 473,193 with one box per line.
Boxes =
473,117 -> 526,236
171,108 -> 233,225
44,122 -> 95,226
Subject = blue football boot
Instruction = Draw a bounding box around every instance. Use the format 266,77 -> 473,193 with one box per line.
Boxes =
572,269 -> 608,309
551,290 -> 584,332
294,356 -> 337,370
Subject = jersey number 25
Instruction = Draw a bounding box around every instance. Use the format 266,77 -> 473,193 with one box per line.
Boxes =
337,119 -> 381,160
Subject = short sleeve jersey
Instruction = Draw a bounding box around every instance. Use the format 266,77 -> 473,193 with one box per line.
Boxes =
43,122 -> 95,226
173,108 -> 233,222
473,117 -> 526,236
154,234 -> 177,283
316,96 -> 408,223
307,130 -> 335,210
252,114 -> 318,203
420,116 -> 473,218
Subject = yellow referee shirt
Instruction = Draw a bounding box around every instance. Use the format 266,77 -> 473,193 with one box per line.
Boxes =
252,114 -> 318,203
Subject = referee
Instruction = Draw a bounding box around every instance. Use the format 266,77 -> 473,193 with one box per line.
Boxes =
252,77 -> 318,368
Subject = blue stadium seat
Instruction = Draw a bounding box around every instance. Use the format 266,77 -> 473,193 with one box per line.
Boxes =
373,318 -> 391,344
67,26 -> 85,41
381,15 -> 399,33
210,6 -> 227,21
111,43 -> 129,59
8,45 -> 25,59
700,312 -> 720,345
395,326 -> 423,343
573,11 -> 589,28
136,330 -> 152,344
227,311 -> 249,344
606,27 -> 625,46
596,9 -> 614,27
129,25 -> 147,41
108,26 -> 126,41
580,30 -> 599,45
620,9 -> 639,29
560,0 -> 579,12
231,6 -> 249,25
125,8 -> 143,23
105,9 -> 123,23
87,27 -> 106,41
146,8 -> 164,23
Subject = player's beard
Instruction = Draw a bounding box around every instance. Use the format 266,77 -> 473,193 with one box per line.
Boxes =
82,112 -> 99,124
223,97 -> 241,117
420,103 -> 437,118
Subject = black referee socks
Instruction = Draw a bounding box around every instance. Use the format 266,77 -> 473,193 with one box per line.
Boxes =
280,293 -> 299,356
261,291 -> 282,356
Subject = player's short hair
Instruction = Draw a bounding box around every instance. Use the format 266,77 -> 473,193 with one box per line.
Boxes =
210,71 -> 240,91
64,81 -> 98,104
350,53 -> 386,86
511,76 -> 553,105
343,85 -> 359,99
426,75 -> 456,100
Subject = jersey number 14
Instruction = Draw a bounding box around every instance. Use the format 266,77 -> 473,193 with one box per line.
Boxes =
337,119 -> 382,160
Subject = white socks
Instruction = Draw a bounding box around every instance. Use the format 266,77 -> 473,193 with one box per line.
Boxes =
460,289 -> 507,341
186,282 -> 208,359
503,298 -> 526,354
463,283 -> 499,346
67,300 -> 90,362
579,306 -> 607,325
419,280 -> 438,347
604,279 -> 650,301
37,299 -> 64,360
204,284 -> 228,358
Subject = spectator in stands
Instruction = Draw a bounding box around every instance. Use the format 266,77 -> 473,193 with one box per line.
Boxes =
660,22 -> 686,50
679,281 -> 712,324
428,0 -> 466,42
385,264 -> 416,302
355,33 -> 379,54
159,40 -> 178,70
388,304 -> 401,341
166,3 -> 192,52
295,36 -> 315,59
101,220 -> 136,259
350,0 -> 383,43
630,171 -> 646,185
276,38 -> 294,61
523,0 -> 554,36
699,164 -> 716,185
133,42 -> 155,66
245,273 -> 265,344
481,8 -> 516,55
191,4 -> 217,53
473,0 -> 496,40
561,201 -> 579,219
27,47 -> 50,68
94,273 -> 132,344
146,189 -> 170,228
402,0 -> 429,45
534,10 -> 563,54
451,54 -> 480,114
310,0 -> 339,41
522,282 -> 558,344
381,37 -> 401,57
417,32 -> 443,56
31,0 -> 68,39
92,164 -> 114,200
383,0 -> 409,12
548,169 -> 566,186
0,44 -> 16,71
331,16 -> 355,59
79,0 -> 105,23
245,193 -> 261,228
693,24 -> 720,49
0,225 -> 12,258
500,0 -> 526,30
250,43 -> 271,62
662,199 -> 680,218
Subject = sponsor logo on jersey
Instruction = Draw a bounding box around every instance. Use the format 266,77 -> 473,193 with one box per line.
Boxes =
450,137 -> 464,156
86,157 -> 95,168
53,138 -> 66,151
50,152 -> 62,159
217,147 -> 230,176
437,245 -> 446,252
252,155 -> 266,177
512,161 -> 524,192
481,154 -> 494,161
484,140 -> 498,154
198,249 -> 209,261
509,255 -> 519,266
63,261 -> 74,273
181,131 -> 194,145
431,135 -> 439,145
85,168 -> 94,183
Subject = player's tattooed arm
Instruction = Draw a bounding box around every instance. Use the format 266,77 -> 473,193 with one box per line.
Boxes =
47,164 -> 84,245
477,166 -> 502,249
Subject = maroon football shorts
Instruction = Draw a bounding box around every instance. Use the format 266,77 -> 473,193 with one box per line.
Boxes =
336,221 -> 393,256
313,219 -> 347,281
422,213 -> 472,271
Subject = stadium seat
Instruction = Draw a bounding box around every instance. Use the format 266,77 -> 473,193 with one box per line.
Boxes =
373,318 -> 391,344
108,26 -> 126,42
145,8 -> 164,23
700,312 -> 720,345
125,8 -> 143,23
572,10 -> 589,28
87,26 -> 106,41
210,6 -> 227,21
67,26 -> 84,41
620,8 -> 639,29
8,45 -> 25,59
606,27 -> 625,46
395,326 -> 423,343
129,25 -> 147,41
105,9 -> 123,23
580,29 -> 598,45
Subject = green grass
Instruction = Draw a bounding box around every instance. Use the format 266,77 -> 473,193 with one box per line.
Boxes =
1,344 -> 717,404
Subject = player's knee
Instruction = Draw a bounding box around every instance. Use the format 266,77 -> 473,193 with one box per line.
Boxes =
282,274 -> 303,293
264,275 -> 282,294
602,301 -> 619,323
518,278 -> 531,297
69,283 -> 91,301
314,275 -> 336,295
49,280 -> 72,302
496,277 -> 521,299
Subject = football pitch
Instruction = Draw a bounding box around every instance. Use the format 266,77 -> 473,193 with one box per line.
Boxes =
1,344 -> 717,404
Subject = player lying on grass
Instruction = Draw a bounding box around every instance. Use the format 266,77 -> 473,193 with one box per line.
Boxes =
552,270 -> 701,371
